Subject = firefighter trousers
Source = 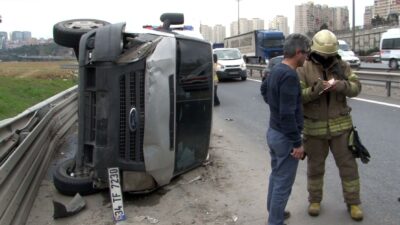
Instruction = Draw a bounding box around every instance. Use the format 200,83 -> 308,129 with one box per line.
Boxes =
304,131 -> 361,205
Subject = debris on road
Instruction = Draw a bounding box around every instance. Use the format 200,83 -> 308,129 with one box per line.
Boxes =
53,193 -> 86,219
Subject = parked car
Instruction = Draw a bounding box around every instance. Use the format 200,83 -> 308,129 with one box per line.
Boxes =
52,13 -> 213,196
261,55 -> 283,81
338,49 -> 361,68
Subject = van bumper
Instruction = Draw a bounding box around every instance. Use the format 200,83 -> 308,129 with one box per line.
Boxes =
217,69 -> 247,79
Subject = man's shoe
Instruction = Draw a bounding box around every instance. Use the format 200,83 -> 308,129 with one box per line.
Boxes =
284,210 -> 290,219
308,203 -> 320,216
348,205 -> 363,221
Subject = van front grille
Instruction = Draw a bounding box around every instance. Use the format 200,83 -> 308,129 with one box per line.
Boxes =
119,70 -> 145,162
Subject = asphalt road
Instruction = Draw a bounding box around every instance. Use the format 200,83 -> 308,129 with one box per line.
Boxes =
216,78 -> 400,225
26,75 -> 399,225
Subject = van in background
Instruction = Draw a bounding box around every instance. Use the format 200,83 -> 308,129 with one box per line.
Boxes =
380,28 -> 400,69
213,48 -> 247,81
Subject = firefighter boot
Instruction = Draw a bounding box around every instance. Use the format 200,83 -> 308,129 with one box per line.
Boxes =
308,203 -> 320,216
348,205 -> 363,221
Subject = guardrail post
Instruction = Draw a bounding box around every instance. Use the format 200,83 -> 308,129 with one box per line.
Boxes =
386,81 -> 392,97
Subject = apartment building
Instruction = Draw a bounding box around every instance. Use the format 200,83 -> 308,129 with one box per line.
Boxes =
374,0 -> 400,18
200,24 -> 213,42
230,18 -> 266,36
269,15 -> 289,36
364,6 -> 374,26
294,2 -> 349,34
213,24 -> 226,43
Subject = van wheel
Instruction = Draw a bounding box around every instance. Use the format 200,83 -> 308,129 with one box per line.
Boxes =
53,159 -> 98,196
389,59 -> 398,70
53,19 -> 110,48
241,76 -> 247,81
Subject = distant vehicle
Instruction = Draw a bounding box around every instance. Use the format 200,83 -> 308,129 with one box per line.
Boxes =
338,40 -> 356,56
364,52 -> 381,63
338,49 -> 361,68
261,55 -> 283,81
380,28 -> 400,69
224,30 -> 284,64
212,42 -> 224,49
213,48 -> 247,81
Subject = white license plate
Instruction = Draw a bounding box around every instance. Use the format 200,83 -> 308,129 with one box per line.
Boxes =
108,167 -> 126,222
229,71 -> 239,74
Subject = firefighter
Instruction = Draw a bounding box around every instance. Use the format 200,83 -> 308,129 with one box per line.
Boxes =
296,29 -> 363,221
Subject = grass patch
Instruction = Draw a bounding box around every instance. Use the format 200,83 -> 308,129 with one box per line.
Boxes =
0,61 -> 78,120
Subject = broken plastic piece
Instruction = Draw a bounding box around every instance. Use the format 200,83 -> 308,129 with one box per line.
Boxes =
53,193 -> 86,219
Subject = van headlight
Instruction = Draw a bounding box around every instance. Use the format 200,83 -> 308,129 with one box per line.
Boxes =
217,63 -> 224,70
241,63 -> 246,69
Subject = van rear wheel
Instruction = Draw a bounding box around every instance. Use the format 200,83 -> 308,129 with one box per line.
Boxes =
389,59 -> 398,70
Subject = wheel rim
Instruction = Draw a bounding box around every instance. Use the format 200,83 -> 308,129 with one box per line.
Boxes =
65,20 -> 105,30
390,60 -> 398,69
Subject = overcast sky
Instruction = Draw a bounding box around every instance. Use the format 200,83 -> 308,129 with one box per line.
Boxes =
1,0 -> 373,39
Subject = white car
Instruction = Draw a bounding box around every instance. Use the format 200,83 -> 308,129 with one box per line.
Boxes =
338,49 -> 361,68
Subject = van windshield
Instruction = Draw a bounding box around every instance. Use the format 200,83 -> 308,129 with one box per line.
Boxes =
339,44 -> 350,51
214,50 -> 241,60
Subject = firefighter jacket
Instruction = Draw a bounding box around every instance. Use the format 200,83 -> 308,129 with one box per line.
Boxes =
296,57 -> 361,137
213,63 -> 219,85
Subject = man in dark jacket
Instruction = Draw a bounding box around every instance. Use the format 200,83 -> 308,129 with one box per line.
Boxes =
260,33 -> 310,225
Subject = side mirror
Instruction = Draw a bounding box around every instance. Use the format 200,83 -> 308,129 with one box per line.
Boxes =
213,54 -> 218,63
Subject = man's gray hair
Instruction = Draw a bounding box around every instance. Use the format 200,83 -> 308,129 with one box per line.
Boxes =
283,33 -> 311,58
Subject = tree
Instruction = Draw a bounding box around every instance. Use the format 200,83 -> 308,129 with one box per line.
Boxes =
320,23 -> 329,31
371,15 -> 385,26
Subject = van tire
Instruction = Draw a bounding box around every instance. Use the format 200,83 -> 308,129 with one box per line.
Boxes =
53,19 -> 110,48
389,59 -> 398,70
53,159 -> 98,196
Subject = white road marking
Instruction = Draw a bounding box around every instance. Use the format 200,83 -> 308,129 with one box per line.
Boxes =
248,78 -> 400,108
352,98 -> 400,108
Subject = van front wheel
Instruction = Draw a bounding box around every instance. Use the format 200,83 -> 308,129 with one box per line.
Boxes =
389,59 -> 398,70
53,159 -> 98,196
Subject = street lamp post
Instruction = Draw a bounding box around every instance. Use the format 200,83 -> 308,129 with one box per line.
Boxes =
237,0 -> 241,35
352,0 -> 355,52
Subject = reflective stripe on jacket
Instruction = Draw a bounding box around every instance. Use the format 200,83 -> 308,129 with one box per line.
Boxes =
296,58 -> 361,137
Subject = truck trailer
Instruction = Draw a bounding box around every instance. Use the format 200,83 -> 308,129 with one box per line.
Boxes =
224,30 -> 284,64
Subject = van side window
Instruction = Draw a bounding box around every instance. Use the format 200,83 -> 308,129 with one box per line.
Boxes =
382,38 -> 400,49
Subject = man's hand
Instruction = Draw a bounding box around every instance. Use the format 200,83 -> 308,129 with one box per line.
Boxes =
291,146 -> 305,160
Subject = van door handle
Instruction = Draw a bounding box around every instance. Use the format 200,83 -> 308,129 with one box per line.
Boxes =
129,107 -> 138,132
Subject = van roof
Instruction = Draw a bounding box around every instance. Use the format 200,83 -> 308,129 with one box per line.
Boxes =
213,48 -> 240,52
382,28 -> 400,38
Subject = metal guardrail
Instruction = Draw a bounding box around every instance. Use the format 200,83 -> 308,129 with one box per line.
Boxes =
246,64 -> 400,97
60,64 -> 79,70
0,86 -> 78,225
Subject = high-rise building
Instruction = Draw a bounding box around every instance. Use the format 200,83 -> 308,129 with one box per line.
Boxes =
213,24 -> 226,43
364,6 -> 374,26
200,24 -> 213,42
294,2 -> 349,34
11,31 -> 32,42
374,0 -> 400,18
269,15 -> 289,36
230,18 -> 264,36
0,31 -> 7,49
251,18 -> 265,30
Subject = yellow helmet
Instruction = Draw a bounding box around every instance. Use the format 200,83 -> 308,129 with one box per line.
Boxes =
311,30 -> 338,56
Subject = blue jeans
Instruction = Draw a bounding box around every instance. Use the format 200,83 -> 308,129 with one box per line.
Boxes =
266,128 -> 299,225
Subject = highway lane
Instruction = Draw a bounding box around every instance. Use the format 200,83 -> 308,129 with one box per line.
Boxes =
216,78 -> 400,225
